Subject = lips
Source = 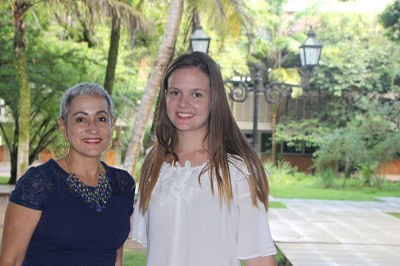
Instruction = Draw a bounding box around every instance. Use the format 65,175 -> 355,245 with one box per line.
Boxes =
82,138 -> 102,144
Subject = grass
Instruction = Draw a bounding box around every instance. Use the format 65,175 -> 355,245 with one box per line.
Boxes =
387,212 -> 400,219
269,173 -> 400,201
0,176 -> 10,184
269,201 -> 286,208
123,249 -> 146,265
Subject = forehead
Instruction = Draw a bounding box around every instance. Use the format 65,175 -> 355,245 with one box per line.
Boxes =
69,95 -> 109,112
168,67 -> 210,88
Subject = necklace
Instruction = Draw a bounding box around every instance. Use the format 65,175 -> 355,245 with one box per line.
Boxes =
64,155 -> 112,212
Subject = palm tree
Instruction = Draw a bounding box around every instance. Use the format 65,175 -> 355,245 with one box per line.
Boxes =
123,0 -> 184,176
122,0 -> 247,177
102,0 -> 144,95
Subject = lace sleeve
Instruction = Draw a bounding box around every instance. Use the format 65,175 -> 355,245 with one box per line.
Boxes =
114,169 -> 136,194
111,168 -> 135,216
9,166 -> 51,210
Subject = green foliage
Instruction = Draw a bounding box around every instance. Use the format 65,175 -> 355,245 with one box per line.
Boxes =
312,102 -> 400,184
265,160 -> 295,181
358,162 -> 381,188
275,11 -> 400,183
380,0 -> 400,41
275,119 -> 328,149
269,67 -> 301,84
0,2 -> 145,167
318,168 -> 338,189
312,127 -> 364,176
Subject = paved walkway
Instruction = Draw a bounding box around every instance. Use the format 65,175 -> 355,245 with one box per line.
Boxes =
269,197 -> 400,265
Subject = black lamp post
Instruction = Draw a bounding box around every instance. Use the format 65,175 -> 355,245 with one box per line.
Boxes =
225,27 -> 323,150
190,26 -> 211,54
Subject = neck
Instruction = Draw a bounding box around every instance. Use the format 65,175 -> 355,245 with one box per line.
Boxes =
173,136 -> 208,166
175,131 -> 207,153
64,152 -> 102,183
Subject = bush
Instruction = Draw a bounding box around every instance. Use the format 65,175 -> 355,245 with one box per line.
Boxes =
265,160 -> 295,181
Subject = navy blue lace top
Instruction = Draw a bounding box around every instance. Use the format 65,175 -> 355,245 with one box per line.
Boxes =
10,159 -> 135,266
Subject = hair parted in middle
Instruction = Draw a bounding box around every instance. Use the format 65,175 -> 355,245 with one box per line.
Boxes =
138,52 -> 269,213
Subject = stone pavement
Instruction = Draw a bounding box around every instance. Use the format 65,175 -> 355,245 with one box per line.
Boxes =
268,197 -> 400,265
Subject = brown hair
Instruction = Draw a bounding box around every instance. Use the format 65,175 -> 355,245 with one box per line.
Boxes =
138,52 -> 269,213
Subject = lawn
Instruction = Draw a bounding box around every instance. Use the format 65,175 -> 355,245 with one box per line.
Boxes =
269,173 -> 400,201
0,176 -> 10,184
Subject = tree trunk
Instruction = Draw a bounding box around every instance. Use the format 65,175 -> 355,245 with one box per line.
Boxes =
270,103 -> 280,165
14,0 -> 31,179
123,0 -> 184,177
104,7 -> 121,95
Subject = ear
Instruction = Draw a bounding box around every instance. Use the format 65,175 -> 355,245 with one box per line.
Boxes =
111,117 -> 116,127
58,117 -> 67,138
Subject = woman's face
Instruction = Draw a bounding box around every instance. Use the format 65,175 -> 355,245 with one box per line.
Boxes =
59,95 -> 112,158
166,67 -> 211,136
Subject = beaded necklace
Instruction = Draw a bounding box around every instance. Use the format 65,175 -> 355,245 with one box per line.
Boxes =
65,155 -> 112,212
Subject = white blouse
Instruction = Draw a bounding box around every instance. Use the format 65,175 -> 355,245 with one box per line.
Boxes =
131,157 -> 276,266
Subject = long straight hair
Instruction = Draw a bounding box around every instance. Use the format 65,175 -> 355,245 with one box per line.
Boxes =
138,52 -> 269,213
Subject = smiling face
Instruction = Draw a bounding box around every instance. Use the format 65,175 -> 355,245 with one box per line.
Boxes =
59,94 -> 112,158
166,67 -> 211,137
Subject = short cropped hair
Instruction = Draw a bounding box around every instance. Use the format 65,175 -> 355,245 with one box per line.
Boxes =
59,82 -> 114,124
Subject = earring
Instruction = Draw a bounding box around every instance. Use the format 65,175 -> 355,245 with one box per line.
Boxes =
107,140 -> 113,150
63,137 -> 70,155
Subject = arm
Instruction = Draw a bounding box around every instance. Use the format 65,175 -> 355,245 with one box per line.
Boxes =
0,202 -> 41,266
115,246 -> 123,266
234,167 -> 277,263
245,255 -> 276,266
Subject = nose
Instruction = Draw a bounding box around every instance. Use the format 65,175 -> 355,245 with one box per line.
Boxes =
177,94 -> 190,108
86,120 -> 100,133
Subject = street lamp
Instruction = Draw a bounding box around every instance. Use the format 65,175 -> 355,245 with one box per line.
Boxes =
190,26 -> 211,54
225,27 -> 323,150
300,27 -> 323,69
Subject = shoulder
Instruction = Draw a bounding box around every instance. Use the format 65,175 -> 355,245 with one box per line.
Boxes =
103,163 -> 135,193
227,154 -> 251,182
19,160 -> 56,186
10,160 -> 56,210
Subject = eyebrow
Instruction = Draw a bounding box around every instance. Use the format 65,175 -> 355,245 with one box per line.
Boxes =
71,110 -> 110,116
168,87 -> 207,92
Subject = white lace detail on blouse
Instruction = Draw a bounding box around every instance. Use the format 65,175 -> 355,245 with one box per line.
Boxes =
153,161 -> 210,205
